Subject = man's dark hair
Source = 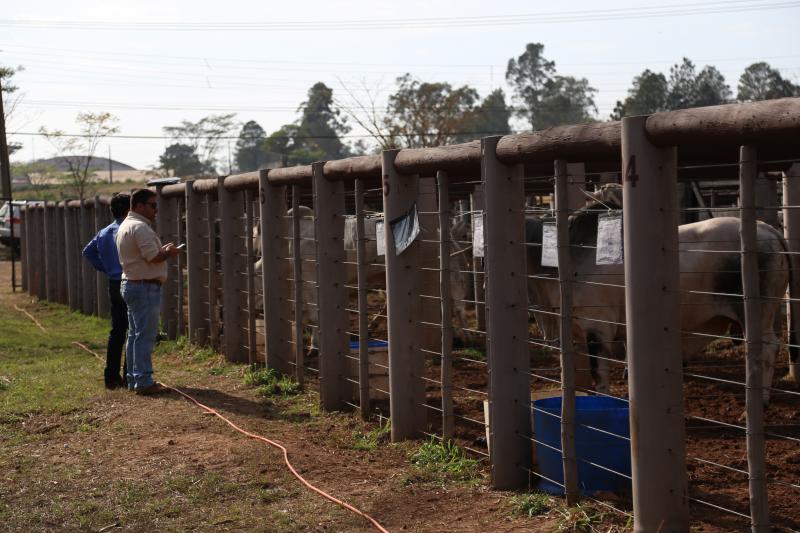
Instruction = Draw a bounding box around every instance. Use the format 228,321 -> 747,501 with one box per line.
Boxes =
110,193 -> 130,219
130,188 -> 156,209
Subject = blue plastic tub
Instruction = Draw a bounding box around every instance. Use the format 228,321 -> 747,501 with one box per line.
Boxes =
533,396 -> 631,495
349,340 -> 389,350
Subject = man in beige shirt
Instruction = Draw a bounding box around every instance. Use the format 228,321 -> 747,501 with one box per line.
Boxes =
116,188 -> 180,395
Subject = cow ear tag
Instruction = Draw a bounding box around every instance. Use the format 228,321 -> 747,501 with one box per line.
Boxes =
596,211 -> 623,265
541,220 -> 558,268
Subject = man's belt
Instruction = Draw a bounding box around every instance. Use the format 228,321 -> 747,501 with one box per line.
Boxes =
125,278 -> 162,286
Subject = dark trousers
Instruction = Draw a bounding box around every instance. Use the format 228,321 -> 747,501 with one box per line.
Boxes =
106,279 -> 128,386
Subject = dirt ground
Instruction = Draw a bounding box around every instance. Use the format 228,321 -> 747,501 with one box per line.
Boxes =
0,259 -> 565,532
5,248 -> 798,532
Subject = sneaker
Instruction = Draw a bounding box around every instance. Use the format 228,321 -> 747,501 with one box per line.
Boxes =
135,382 -> 170,396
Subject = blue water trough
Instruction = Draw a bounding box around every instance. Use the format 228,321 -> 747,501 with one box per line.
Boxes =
533,395 -> 631,495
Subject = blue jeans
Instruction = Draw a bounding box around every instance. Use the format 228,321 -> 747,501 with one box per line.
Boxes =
120,280 -> 161,390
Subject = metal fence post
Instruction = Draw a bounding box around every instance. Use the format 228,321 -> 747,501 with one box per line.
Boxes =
482,136 -> 531,489
354,178 -> 370,419
185,180 -> 209,345
437,171 -> 454,440
313,161 -> 348,409
621,115 -> 689,532
382,149 -> 426,441
259,169 -> 291,373
739,145 -> 771,532
565,162 -> 591,389
555,159 -> 579,504
218,177 -> 247,362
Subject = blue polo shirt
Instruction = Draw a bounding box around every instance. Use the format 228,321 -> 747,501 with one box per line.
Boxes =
82,219 -> 124,281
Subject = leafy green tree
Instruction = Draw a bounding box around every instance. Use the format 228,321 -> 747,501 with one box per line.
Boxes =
666,58 -> 730,110
297,82 -> 350,159
459,88 -> 512,141
613,59 -> 733,119
537,76 -> 597,128
163,113 -> 237,174
261,82 -> 350,166
159,143 -> 205,177
737,62 -> 800,102
611,70 -> 668,120
506,43 -> 555,129
234,120 -> 268,172
385,73 -> 480,147
692,65 -> 732,107
506,43 -> 597,130
40,112 -> 119,201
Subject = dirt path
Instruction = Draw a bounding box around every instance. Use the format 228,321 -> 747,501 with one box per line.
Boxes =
0,260 -> 564,532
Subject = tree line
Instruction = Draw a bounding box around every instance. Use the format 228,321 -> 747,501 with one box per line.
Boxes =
4,41 -> 800,185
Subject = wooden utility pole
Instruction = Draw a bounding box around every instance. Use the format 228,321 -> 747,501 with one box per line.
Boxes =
0,76 -> 17,292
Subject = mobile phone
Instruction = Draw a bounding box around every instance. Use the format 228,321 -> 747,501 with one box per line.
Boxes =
176,243 -> 186,250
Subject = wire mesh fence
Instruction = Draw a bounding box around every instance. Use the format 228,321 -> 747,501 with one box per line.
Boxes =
17,99 -> 800,532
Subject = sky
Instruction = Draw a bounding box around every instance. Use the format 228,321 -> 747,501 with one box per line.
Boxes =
1,0 -> 799,171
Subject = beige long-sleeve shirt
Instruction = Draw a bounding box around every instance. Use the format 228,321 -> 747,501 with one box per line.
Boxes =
115,211 -> 167,282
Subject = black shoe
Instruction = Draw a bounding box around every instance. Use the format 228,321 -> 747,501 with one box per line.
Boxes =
105,380 -> 120,390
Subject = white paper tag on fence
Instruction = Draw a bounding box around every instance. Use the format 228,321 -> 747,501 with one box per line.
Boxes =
344,216 -> 357,251
375,219 -> 386,256
472,211 -> 485,258
541,222 -> 558,267
596,212 -> 623,265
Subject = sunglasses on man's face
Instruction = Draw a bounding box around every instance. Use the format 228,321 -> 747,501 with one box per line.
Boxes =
146,202 -> 158,209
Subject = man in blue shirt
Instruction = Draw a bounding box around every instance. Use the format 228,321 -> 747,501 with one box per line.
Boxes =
83,193 -> 130,389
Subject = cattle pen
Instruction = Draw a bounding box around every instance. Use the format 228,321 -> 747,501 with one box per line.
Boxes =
20,97 -> 800,532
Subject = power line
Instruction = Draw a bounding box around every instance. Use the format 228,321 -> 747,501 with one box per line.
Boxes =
4,42 -> 800,70
0,1 -> 797,32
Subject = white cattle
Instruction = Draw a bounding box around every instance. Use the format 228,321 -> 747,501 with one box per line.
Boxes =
527,184 -> 795,404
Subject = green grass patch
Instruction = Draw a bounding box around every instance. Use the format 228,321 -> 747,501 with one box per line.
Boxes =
353,418 -> 390,451
243,367 -> 301,398
511,492 -> 552,517
0,301 -> 108,418
405,437 -> 482,485
458,346 -> 486,362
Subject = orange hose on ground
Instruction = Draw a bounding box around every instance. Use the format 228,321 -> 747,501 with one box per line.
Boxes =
14,304 -> 47,333
68,339 -> 390,532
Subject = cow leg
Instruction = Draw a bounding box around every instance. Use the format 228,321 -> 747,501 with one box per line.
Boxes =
586,331 -> 611,394
761,306 -> 782,406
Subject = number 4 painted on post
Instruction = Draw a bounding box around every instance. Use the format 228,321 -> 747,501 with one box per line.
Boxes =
624,155 -> 638,187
